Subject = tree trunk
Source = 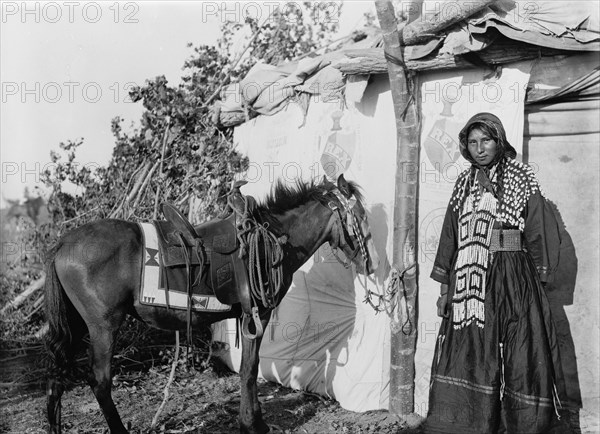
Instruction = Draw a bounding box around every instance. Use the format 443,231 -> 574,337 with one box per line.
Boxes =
1,274 -> 45,315
374,0 -> 420,416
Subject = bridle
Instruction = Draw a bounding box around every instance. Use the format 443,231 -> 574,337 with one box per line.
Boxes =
326,189 -> 370,271
326,188 -> 409,318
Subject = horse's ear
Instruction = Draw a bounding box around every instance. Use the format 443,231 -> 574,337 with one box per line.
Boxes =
337,174 -> 351,198
322,175 -> 335,189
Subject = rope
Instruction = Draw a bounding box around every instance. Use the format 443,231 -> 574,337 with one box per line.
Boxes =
361,269 -> 398,315
359,263 -> 417,325
228,192 -> 286,310
326,191 -> 403,316
326,189 -> 418,327
247,223 -> 285,309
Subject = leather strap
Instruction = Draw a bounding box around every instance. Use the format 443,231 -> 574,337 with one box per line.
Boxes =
177,231 -> 195,366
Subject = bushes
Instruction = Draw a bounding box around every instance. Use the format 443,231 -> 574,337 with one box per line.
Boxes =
2,3 -> 342,386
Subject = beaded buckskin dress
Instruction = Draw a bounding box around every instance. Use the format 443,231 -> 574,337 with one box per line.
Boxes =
425,113 -> 565,434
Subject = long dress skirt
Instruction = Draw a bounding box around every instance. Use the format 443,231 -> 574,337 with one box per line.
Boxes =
425,250 -> 562,434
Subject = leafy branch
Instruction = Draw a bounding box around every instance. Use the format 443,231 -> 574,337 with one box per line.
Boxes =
40,3 -> 341,238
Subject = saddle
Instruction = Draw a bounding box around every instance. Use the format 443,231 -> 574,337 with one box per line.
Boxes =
153,182 -> 261,338
155,205 -> 249,309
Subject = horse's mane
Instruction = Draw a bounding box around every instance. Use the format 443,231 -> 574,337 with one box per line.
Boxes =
258,178 -> 363,215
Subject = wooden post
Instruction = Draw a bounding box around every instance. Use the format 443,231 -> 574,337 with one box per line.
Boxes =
374,0 -> 420,416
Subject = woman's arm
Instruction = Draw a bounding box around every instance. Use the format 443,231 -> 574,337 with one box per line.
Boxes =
430,203 -> 458,285
523,191 -> 561,283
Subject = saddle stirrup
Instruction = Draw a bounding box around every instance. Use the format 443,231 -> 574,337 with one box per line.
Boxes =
241,306 -> 263,339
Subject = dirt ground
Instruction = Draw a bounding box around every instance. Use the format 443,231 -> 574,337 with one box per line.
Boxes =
1,357 -> 425,434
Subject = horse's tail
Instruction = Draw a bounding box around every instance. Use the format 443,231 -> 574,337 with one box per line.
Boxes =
45,242 -> 85,432
45,243 -> 74,372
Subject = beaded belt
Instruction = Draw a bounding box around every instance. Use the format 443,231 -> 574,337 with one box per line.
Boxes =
489,229 -> 522,252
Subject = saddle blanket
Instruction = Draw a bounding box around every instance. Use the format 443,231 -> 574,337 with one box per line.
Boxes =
138,223 -> 231,312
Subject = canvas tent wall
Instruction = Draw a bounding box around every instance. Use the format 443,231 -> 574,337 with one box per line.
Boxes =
212,1 -> 599,430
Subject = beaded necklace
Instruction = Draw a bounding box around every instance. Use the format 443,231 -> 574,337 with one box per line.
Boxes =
448,158 -> 541,329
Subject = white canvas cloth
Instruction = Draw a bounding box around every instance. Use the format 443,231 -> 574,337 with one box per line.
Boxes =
525,97 -> 600,432
213,79 -> 397,411
213,62 -> 577,417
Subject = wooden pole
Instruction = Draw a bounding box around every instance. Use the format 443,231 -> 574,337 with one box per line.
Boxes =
374,0 -> 420,416
400,0 -> 499,45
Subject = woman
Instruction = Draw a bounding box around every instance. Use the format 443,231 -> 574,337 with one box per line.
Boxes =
425,113 -> 565,433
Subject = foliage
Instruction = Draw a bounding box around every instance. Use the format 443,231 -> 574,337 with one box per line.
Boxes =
0,3 -> 343,356
0,268 -> 44,349
0,211 -> 46,346
41,2 -> 342,237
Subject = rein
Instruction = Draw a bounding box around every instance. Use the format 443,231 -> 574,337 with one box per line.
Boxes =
326,190 -> 380,312
326,190 -> 416,320
361,264 -> 416,322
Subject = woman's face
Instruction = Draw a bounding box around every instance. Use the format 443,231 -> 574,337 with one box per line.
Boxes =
467,127 -> 497,166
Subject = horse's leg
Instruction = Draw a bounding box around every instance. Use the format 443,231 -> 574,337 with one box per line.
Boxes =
239,315 -> 271,434
45,250 -> 88,434
47,323 -> 87,434
47,220 -> 142,433
47,378 -> 64,434
87,324 -> 128,434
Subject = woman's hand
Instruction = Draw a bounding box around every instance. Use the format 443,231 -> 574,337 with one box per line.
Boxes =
436,284 -> 450,318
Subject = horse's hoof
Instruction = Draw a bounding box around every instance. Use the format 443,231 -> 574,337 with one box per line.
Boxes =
240,422 -> 272,434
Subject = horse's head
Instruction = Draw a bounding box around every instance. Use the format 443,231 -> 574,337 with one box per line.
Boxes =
324,174 -> 379,275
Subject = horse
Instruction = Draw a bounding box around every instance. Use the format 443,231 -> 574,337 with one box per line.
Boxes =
44,174 -> 379,434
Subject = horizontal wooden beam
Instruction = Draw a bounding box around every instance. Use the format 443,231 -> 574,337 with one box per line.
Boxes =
400,0 -> 498,45
332,40 -> 566,74
217,38 -> 570,127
